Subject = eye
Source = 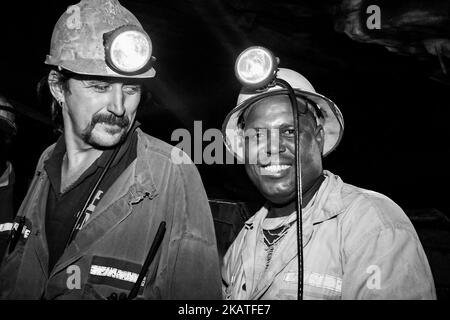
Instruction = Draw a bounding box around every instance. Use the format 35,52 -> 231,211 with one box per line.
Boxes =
93,84 -> 111,92
282,128 -> 295,137
256,131 -> 267,140
85,81 -> 111,93
123,85 -> 142,95
245,129 -> 266,140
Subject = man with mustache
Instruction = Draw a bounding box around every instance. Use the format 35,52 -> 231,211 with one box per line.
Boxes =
221,68 -> 436,299
0,0 -> 221,299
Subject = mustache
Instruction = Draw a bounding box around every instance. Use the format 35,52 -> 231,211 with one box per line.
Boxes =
92,113 -> 130,128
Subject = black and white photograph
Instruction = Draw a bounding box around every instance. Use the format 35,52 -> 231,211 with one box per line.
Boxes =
0,0 -> 448,309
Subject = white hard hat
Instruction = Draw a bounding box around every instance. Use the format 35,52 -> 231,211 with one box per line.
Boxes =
222,68 -> 344,162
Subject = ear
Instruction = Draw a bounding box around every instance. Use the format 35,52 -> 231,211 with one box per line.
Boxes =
47,70 -> 66,104
315,124 -> 325,155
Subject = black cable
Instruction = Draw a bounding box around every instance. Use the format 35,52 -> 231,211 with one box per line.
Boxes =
275,78 -> 303,300
65,146 -> 121,248
127,221 -> 166,300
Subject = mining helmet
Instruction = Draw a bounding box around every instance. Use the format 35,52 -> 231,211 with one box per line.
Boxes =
45,0 -> 156,78
0,94 -> 17,136
222,68 -> 344,162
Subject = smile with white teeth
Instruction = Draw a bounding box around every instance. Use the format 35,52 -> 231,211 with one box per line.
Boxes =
260,164 -> 291,174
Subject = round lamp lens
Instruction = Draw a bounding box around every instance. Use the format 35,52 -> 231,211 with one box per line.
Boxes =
235,47 -> 276,88
110,30 -> 151,73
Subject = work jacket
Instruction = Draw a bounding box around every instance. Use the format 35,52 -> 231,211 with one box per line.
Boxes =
0,162 -> 15,263
222,171 -> 436,300
0,129 -> 222,299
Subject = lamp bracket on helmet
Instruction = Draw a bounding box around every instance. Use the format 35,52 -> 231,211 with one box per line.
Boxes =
103,25 -> 154,76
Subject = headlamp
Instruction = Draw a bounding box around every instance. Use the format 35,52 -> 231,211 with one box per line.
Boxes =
104,25 -> 154,75
234,46 -> 278,89
234,46 -> 305,300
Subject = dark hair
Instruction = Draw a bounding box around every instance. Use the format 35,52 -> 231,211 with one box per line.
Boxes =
36,68 -> 70,133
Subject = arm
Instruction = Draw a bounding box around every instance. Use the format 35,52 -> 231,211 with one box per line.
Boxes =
341,207 -> 436,299
167,161 -> 222,300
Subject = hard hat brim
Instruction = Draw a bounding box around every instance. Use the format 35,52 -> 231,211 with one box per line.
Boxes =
0,104 -> 17,136
222,89 -> 344,162
45,59 -> 156,79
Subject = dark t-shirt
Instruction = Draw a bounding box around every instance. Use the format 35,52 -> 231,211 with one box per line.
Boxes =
44,124 -> 138,273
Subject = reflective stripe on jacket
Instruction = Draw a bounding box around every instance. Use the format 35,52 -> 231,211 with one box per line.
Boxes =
222,171 -> 436,300
0,129 -> 222,299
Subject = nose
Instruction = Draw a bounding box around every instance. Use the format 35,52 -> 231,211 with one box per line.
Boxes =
266,129 -> 286,155
107,84 -> 126,117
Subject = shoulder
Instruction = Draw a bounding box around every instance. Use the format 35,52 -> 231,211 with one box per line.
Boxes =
136,129 -> 195,166
136,129 -> 190,162
340,182 -> 412,228
337,180 -> 419,254
136,129 -> 197,173
135,129 -> 204,190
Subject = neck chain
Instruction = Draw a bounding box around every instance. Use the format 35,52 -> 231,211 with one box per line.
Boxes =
262,220 -> 295,247
261,221 -> 295,270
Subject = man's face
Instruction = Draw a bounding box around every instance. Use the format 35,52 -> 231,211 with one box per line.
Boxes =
61,77 -> 142,149
243,95 -> 324,205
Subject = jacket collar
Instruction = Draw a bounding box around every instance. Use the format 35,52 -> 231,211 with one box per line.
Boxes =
238,170 -> 345,299
243,170 -> 345,227
86,127 -> 159,208
310,170 -> 345,225
241,204 -> 315,299
48,129 -> 159,276
38,128 -> 158,205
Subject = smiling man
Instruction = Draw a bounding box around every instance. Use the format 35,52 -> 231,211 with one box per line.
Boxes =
0,0 -> 221,300
221,68 -> 436,300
